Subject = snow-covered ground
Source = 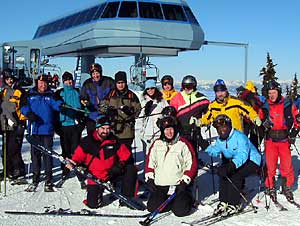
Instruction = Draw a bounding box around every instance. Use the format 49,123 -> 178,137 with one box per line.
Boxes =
1,125 -> 300,226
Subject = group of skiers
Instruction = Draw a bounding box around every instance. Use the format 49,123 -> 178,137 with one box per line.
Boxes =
0,63 -> 300,218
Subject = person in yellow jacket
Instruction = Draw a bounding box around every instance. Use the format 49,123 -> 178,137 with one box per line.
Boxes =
0,69 -> 27,184
160,75 -> 177,103
192,79 -> 262,131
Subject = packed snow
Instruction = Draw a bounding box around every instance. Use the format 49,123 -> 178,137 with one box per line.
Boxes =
1,126 -> 300,226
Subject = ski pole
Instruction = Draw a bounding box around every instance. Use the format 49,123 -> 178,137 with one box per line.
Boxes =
254,126 -> 269,210
25,135 -> 146,211
225,176 -> 257,213
208,125 -> 216,195
139,192 -> 176,226
2,116 -> 7,196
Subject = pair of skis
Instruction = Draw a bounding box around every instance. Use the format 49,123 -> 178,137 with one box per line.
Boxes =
182,206 -> 256,226
25,135 -> 146,211
5,208 -> 149,218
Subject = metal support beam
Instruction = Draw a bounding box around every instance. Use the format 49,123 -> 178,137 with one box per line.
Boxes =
203,40 -> 249,84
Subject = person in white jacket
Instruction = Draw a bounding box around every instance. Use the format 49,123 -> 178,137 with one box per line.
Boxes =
145,116 -> 198,217
140,79 -> 168,154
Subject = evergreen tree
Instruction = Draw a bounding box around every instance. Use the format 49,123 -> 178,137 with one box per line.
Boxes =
260,52 -> 278,98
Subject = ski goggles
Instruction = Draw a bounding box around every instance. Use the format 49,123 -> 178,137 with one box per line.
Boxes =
212,116 -> 231,128
182,83 -> 194,90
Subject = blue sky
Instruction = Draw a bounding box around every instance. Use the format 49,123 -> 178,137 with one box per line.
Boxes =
0,0 -> 299,82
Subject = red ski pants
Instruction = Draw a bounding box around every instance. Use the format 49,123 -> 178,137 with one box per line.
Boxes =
264,140 -> 294,188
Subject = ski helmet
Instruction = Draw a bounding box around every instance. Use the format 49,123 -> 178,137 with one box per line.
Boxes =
181,75 -> 197,90
212,114 -> 232,128
158,116 -> 179,142
161,106 -> 177,117
266,80 -> 282,96
213,79 -> 227,92
212,114 -> 232,140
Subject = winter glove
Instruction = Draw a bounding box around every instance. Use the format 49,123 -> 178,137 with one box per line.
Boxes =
107,107 -> 118,120
107,161 -> 125,181
253,117 -> 262,127
262,118 -> 274,130
296,114 -> 300,123
289,128 -> 299,145
81,100 -> 90,107
98,103 -> 109,114
120,105 -> 134,115
217,162 -> 236,178
26,112 -> 40,122
144,100 -> 153,116
146,178 -> 157,193
176,180 -> 188,193
59,104 -> 69,113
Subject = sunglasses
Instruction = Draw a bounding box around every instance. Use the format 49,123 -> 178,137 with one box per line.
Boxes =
163,82 -> 172,86
146,87 -> 155,91
117,81 -> 126,84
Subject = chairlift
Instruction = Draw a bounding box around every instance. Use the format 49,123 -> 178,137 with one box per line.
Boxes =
130,56 -> 159,88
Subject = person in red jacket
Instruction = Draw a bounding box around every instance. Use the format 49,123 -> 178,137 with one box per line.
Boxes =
259,80 -> 299,202
66,114 -> 137,209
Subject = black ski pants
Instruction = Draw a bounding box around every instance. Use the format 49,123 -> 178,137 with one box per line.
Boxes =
147,185 -> 194,217
219,160 -> 259,205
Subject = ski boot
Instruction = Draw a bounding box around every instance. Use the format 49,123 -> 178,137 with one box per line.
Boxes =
222,204 -> 240,216
281,177 -> 294,202
44,182 -> 55,192
213,202 -> 227,216
266,187 -> 277,202
25,182 -> 39,192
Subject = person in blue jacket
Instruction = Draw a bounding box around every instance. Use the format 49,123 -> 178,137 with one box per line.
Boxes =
80,63 -> 114,135
21,75 -> 63,192
205,114 -> 261,216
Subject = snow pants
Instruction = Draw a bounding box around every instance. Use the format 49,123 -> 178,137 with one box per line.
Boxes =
264,139 -> 294,188
30,135 -> 53,184
219,160 -> 259,205
147,185 -> 194,217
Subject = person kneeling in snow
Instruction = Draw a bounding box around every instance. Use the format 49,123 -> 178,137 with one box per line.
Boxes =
204,114 -> 261,216
66,115 -> 136,209
145,116 -> 198,217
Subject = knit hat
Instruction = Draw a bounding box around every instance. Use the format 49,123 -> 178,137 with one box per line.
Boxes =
245,81 -> 256,93
145,79 -> 156,89
95,114 -> 111,128
115,71 -> 127,83
62,71 -> 73,82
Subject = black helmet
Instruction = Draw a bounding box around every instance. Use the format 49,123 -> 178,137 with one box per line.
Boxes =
213,114 -> 232,140
266,80 -> 281,95
89,63 -> 102,75
182,75 -> 197,90
161,75 -> 174,85
212,114 -> 232,128
161,106 -> 177,117
62,71 -> 73,82
158,116 -> 179,142
213,79 -> 227,92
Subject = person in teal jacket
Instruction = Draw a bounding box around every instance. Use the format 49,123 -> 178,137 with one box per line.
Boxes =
205,114 -> 261,217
